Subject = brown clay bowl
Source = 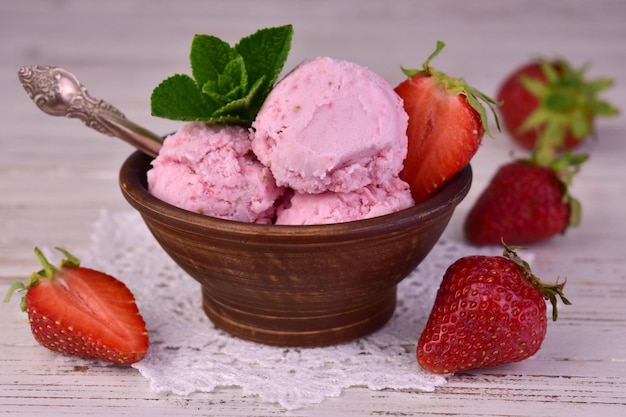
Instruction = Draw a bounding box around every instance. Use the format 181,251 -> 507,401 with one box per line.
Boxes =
119,151 -> 472,347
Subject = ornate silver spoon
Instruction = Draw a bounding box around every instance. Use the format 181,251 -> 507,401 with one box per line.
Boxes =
17,65 -> 163,157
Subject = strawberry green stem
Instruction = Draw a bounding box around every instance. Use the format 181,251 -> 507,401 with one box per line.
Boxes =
55,247 -> 81,269
503,243 -> 571,321
3,247 -> 82,312
519,58 -> 618,160
422,40 -> 446,72
401,40 -> 501,138
524,151 -> 587,229
35,247 -> 57,279
3,281 -> 27,305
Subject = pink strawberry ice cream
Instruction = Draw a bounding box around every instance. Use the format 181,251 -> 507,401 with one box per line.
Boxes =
251,56 -> 409,194
148,56 -> 414,225
275,177 -> 414,225
147,122 -> 283,224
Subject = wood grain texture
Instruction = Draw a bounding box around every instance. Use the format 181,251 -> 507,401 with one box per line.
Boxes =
1,1 -> 625,416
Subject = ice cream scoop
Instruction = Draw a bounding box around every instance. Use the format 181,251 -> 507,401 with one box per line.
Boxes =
251,56 -> 409,194
275,177 -> 414,225
148,122 -> 284,224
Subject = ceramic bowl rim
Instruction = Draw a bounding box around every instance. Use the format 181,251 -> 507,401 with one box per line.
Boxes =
119,151 -> 472,240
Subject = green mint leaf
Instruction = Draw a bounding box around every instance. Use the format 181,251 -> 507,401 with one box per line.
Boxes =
235,25 -> 294,111
201,55 -> 248,105
213,76 -> 265,118
151,74 -> 217,121
190,35 -> 239,89
201,77 -> 265,126
151,25 -> 294,125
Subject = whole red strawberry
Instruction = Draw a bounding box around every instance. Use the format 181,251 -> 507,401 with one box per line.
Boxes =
417,245 -> 570,374
497,59 -> 617,157
395,41 -> 500,203
4,247 -> 149,364
464,153 -> 586,246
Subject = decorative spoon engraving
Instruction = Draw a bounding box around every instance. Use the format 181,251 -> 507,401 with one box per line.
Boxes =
17,65 -> 163,157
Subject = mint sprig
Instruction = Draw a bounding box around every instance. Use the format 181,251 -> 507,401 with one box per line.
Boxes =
151,25 -> 294,126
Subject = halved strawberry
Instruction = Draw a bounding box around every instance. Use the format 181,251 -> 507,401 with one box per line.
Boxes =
395,41 -> 500,203
4,247 -> 148,364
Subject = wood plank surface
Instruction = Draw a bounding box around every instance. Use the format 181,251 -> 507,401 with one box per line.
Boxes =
1,1 -> 625,416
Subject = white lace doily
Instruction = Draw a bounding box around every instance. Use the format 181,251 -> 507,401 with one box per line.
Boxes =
78,210 -> 500,410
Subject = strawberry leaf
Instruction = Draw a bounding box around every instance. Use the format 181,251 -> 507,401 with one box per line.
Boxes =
400,40 -> 445,78
520,58 -> 619,160
400,41 -> 501,138
3,281 -> 27,309
527,150 -> 588,228
592,98 -> 620,116
503,244 -> 571,321
3,247 -> 82,312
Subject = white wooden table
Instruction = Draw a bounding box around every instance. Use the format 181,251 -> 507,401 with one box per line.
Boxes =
1,1 -> 625,416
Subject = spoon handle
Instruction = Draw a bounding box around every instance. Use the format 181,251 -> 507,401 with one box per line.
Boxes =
18,65 -> 163,157
96,108 -> 163,157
